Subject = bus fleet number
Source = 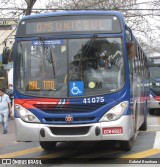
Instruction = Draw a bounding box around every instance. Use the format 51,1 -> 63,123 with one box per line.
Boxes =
83,97 -> 104,104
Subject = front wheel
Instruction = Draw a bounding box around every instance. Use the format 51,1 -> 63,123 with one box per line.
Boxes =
39,141 -> 57,151
139,111 -> 147,131
119,137 -> 134,151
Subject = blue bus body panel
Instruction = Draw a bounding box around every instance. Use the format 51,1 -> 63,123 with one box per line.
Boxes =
14,85 -> 130,124
19,11 -> 124,21
16,11 -> 126,37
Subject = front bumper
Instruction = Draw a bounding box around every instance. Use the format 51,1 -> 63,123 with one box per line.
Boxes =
148,98 -> 160,109
15,115 -> 133,142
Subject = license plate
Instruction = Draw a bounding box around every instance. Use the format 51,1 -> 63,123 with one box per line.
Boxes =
102,127 -> 123,134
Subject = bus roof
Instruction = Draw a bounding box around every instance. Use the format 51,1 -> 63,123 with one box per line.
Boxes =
16,10 -> 124,37
148,56 -> 160,59
20,10 -> 124,21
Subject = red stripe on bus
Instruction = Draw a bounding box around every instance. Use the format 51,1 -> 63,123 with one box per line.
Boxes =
14,98 -> 64,109
155,96 -> 160,101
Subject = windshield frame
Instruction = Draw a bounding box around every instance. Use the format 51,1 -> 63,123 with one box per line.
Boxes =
15,35 -> 126,98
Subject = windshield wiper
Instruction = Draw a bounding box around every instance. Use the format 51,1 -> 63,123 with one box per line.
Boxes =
78,34 -> 97,78
39,37 -> 56,78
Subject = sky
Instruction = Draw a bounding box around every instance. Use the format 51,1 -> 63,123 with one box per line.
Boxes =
33,0 -> 50,9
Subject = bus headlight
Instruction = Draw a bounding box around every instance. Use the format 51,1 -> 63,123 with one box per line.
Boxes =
15,104 -> 40,123
155,82 -> 160,86
99,101 -> 128,122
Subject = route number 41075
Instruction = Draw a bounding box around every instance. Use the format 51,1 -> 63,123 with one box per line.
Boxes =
83,97 -> 104,104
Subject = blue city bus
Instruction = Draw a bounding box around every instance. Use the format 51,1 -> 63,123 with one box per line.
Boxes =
14,11 -> 149,151
147,56 -> 160,115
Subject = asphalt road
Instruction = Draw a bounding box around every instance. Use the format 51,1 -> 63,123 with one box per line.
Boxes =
0,117 -> 16,147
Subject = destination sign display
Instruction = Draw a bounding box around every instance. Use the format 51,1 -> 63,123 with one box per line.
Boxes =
28,80 -> 55,90
26,19 -> 112,34
154,59 -> 160,64
16,15 -> 122,37
147,58 -> 160,67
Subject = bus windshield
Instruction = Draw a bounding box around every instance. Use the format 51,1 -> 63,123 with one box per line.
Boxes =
149,66 -> 160,94
16,37 -> 125,98
149,67 -> 160,80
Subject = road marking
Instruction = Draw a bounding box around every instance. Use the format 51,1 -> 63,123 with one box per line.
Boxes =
147,125 -> 160,127
158,116 -> 160,125
38,150 -> 77,159
0,147 -> 42,158
153,131 -> 160,148
13,141 -> 19,144
76,150 -> 120,158
143,130 -> 159,132
122,117 -> 160,159
1,146 -> 160,160
39,148 -> 160,160
0,147 -> 79,159
120,148 -> 160,158
153,116 -> 160,148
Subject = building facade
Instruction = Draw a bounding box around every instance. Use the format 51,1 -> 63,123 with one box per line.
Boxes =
0,18 -> 17,89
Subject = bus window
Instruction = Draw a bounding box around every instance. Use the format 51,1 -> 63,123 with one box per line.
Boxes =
69,37 -> 125,94
16,40 -> 68,96
125,29 -> 136,60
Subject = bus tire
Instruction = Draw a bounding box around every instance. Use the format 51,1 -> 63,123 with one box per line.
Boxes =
139,108 -> 147,131
139,118 -> 147,131
119,137 -> 134,151
149,109 -> 155,115
39,141 -> 57,151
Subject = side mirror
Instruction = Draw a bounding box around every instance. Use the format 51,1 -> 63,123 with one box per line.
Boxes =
125,26 -> 136,59
127,42 -> 136,59
2,47 -> 11,64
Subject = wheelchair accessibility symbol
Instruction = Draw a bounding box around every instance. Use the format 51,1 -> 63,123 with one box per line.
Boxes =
69,81 -> 84,96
